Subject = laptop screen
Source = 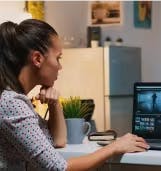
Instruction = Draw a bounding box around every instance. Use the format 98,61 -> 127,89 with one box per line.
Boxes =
132,82 -> 161,139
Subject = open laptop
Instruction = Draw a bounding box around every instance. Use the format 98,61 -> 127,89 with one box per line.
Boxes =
132,82 -> 161,150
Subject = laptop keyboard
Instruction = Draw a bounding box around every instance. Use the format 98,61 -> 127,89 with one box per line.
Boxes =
148,142 -> 161,150
146,139 -> 161,143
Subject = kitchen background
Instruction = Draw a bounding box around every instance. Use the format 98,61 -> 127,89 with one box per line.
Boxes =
0,1 -> 161,82
0,1 -> 160,133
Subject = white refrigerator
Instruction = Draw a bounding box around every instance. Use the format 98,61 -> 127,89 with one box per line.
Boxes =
103,46 -> 141,135
54,46 -> 141,135
55,48 -> 105,131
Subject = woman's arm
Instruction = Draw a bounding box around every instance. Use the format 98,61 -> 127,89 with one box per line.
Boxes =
67,144 -> 115,171
66,133 -> 149,171
37,87 -> 67,148
48,100 -> 67,147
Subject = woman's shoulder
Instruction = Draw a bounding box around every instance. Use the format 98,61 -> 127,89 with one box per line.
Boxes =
0,89 -> 33,110
1,89 -> 28,101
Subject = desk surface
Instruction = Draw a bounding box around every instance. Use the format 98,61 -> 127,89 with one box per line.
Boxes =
56,142 -> 161,166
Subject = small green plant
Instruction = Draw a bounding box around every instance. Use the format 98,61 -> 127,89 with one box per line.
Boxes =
60,96 -> 90,119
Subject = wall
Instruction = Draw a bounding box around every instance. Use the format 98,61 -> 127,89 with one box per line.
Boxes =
0,1 -> 160,81
101,1 -> 161,82
0,2 -> 27,24
45,1 -> 88,47
45,1 -> 161,82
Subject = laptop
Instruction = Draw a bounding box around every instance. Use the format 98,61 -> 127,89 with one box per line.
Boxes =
132,82 -> 161,150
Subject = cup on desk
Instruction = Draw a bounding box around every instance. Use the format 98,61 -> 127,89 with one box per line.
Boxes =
66,118 -> 91,144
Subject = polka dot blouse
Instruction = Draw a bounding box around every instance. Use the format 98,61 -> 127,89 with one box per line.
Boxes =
0,89 -> 67,171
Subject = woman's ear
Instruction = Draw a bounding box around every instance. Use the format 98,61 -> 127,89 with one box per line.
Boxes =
30,51 -> 44,68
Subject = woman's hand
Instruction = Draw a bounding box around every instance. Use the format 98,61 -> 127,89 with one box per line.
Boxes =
36,86 -> 67,147
109,133 -> 150,154
36,86 -> 59,107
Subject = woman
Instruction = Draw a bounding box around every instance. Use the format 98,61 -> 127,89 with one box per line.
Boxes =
0,19 -> 149,171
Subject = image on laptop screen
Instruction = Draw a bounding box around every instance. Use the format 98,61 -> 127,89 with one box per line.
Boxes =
133,83 -> 161,139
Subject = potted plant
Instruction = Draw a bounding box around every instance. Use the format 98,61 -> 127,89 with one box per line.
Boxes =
60,96 -> 91,119
60,96 -> 92,144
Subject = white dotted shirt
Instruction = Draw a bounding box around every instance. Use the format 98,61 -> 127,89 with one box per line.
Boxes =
0,90 -> 67,171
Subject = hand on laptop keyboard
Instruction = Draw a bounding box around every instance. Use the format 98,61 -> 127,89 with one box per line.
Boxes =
109,133 -> 150,154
